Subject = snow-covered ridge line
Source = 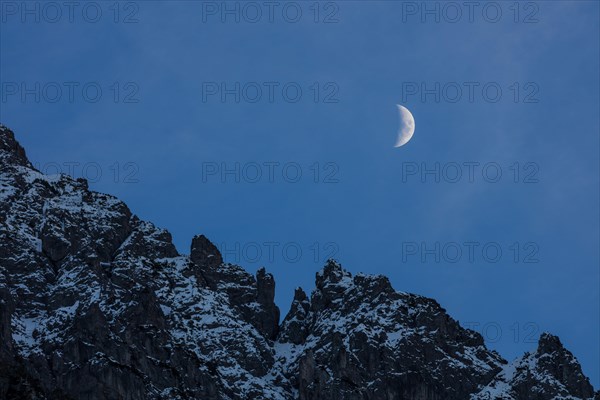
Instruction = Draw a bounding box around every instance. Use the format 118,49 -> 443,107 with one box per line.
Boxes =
1,125 -> 597,400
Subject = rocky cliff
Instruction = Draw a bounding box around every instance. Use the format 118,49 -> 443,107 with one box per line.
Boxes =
0,125 -> 597,399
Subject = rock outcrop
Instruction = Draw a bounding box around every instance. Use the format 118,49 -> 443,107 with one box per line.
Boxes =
472,333 -> 596,400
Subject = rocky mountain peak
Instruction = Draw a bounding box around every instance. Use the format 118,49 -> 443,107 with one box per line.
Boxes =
292,286 -> 309,302
315,259 -> 351,288
537,332 -> 565,354
0,125 -> 31,168
190,233 -> 223,269
473,332 -> 596,399
279,287 -> 311,345
0,124 -> 596,400
533,332 -> 596,399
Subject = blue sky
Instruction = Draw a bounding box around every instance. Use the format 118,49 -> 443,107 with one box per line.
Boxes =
1,1 -> 598,387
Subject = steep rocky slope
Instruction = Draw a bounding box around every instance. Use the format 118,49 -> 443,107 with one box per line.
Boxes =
0,125 -> 597,399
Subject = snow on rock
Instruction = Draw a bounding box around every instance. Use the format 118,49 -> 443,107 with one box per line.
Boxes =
0,125 -> 597,400
472,333 -> 596,400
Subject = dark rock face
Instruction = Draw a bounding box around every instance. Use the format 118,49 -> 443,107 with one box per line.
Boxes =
533,334 -> 596,398
190,234 -> 223,270
189,234 -> 280,340
0,125 -> 597,399
0,125 -> 29,168
279,287 -> 311,345
256,267 -> 281,340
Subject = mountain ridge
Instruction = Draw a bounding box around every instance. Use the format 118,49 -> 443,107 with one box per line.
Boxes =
0,124 -> 597,400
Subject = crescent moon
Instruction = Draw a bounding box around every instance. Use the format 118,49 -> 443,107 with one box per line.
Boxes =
394,105 -> 415,147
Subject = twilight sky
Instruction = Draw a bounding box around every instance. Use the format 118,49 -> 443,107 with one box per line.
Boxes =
1,1 -> 598,387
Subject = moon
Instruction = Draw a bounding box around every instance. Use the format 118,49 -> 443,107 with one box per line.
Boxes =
394,105 -> 415,147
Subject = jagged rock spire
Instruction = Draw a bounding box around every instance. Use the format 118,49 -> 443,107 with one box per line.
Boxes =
190,234 -> 223,269
0,124 -> 32,167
